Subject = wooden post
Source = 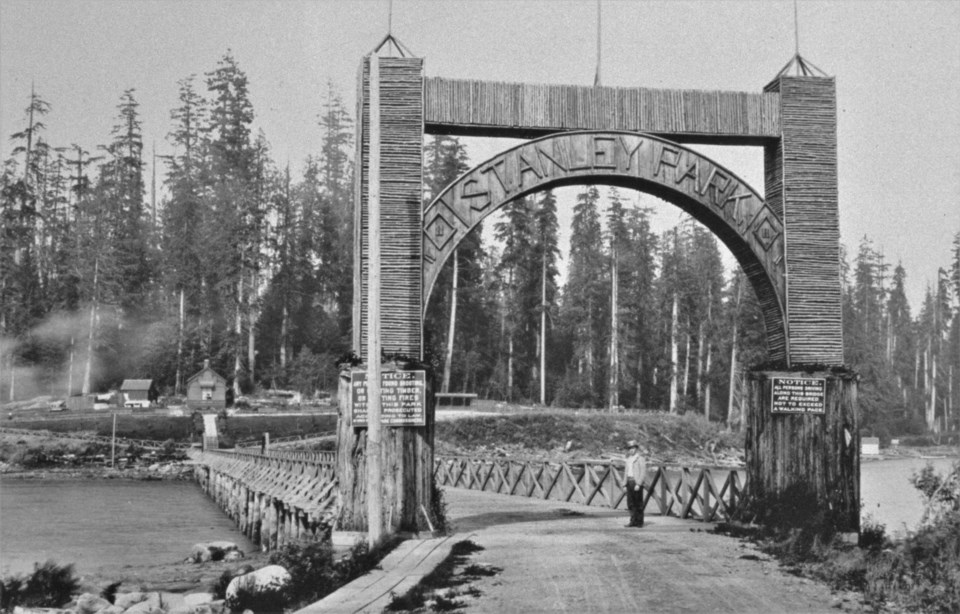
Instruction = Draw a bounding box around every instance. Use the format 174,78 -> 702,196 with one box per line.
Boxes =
366,54 -> 384,545
111,412 -> 116,468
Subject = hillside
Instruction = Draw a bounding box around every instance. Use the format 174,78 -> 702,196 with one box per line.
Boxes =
435,410 -> 745,467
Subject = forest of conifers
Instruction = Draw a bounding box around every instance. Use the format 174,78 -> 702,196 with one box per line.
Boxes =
2,53 -> 958,439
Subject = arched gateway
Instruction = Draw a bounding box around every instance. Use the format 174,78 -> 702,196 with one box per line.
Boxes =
337,54 -> 858,537
422,131 -> 787,362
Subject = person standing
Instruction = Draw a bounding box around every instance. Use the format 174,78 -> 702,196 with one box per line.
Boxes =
624,440 -> 647,527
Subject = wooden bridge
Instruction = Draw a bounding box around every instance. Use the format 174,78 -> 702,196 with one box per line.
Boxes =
194,449 -> 338,550
195,448 -> 745,551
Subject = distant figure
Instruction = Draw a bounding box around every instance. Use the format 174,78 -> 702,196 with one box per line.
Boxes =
624,440 -> 647,528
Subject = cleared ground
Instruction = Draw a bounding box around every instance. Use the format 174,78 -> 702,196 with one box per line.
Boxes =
443,488 -> 867,614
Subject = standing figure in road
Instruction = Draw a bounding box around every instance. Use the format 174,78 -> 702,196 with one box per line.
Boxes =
624,440 -> 647,527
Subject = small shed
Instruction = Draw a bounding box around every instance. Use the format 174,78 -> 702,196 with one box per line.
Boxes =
861,437 -> 881,455
120,380 -> 158,408
186,360 -> 228,410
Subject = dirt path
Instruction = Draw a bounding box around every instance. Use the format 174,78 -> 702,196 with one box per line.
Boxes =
444,488 -> 866,614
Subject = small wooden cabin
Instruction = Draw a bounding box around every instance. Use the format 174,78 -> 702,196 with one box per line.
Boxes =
186,360 -> 227,410
120,380 -> 158,408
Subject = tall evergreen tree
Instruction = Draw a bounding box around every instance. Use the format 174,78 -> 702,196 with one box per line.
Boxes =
620,203 -> 658,408
558,185 -> 606,406
204,51 -> 259,395
533,189 -> 561,404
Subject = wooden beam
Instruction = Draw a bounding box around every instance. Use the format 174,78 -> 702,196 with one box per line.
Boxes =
366,54 -> 383,545
423,77 -> 780,144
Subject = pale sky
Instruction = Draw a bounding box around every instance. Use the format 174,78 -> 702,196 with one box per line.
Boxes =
2,0 -> 958,309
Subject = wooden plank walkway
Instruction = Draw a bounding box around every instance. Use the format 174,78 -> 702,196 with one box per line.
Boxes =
294,535 -> 458,614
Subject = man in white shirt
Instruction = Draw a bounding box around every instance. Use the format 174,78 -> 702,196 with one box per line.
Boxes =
624,440 -> 647,527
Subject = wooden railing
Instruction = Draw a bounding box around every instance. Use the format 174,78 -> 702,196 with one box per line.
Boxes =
235,431 -> 336,450
434,456 -> 745,522
218,447 -> 336,465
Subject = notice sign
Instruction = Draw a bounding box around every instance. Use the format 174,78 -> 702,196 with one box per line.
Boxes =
351,370 -> 426,427
771,377 -> 826,414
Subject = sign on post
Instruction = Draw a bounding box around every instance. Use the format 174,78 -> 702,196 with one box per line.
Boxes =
352,370 -> 427,427
770,377 -> 826,414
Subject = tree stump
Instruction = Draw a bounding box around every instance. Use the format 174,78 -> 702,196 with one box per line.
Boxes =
336,361 -> 436,533
743,368 -> 859,532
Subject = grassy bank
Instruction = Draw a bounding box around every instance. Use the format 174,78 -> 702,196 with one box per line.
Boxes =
435,410 -> 743,466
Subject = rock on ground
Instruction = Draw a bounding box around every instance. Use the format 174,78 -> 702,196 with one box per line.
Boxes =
224,565 -> 291,610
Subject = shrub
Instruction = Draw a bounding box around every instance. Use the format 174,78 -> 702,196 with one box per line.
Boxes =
268,540 -> 336,604
858,516 -> 889,551
225,584 -> 288,614
265,536 -> 401,610
1,560 -> 80,611
160,439 -> 179,457
871,511 -> 960,612
911,460 -> 960,525
210,565 -> 254,600
430,484 -> 449,535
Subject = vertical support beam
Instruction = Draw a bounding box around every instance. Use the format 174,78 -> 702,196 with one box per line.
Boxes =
352,56 -> 425,359
367,55 -> 384,545
764,75 -> 843,366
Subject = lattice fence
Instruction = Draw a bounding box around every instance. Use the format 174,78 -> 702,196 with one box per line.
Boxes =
434,456 -> 745,522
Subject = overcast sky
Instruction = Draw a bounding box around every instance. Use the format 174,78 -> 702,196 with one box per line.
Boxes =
2,0 -> 958,309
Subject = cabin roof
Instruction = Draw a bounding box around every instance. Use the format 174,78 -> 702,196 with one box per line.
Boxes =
120,379 -> 154,391
187,366 -> 227,385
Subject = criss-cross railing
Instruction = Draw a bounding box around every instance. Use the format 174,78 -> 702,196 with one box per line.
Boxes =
434,456 -> 745,522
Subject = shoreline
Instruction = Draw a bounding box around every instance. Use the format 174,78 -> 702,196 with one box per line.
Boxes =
0,462 -> 195,481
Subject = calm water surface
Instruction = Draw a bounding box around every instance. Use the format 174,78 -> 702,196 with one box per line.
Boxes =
0,479 -> 257,576
860,456 -> 956,537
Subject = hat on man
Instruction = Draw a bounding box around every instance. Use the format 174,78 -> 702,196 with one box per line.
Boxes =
625,439 -> 639,450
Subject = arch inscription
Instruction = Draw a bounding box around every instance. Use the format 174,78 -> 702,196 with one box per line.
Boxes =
423,131 -> 788,361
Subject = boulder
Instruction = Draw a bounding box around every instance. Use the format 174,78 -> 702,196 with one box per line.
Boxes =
182,594 -> 214,607
112,593 -> 146,610
186,541 -> 243,563
224,566 -> 291,611
159,593 -> 186,612
168,604 -> 225,614
122,592 -> 162,614
76,592 -> 112,614
99,606 -> 126,614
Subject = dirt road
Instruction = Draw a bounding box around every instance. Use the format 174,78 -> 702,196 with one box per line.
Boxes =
444,488 -> 865,614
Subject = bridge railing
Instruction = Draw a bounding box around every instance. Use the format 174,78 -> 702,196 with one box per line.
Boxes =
211,447 -> 336,466
434,456 -> 745,522
234,431 -> 336,450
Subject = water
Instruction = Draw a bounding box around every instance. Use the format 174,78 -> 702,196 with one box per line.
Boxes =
0,479 -> 257,577
860,456 -> 957,537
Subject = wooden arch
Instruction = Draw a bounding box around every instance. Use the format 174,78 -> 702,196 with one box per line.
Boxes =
423,131 -> 787,361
